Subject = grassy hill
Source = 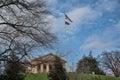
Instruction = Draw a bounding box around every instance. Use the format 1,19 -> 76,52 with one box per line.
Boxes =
24,73 -> 120,80
24,73 -> 48,80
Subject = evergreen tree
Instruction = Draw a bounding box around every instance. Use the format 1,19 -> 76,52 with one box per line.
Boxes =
4,54 -> 25,80
48,55 -> 68,80
76,52 -> 104,75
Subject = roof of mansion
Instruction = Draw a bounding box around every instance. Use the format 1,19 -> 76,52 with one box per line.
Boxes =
30,53 -> 66,65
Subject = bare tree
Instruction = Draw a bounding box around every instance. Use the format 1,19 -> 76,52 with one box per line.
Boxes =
101,50 -> 120,77
0,0 -> 57,62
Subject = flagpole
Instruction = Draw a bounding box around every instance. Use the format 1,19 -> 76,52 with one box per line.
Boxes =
64,13 -> 67,35
64,13 -> 72,72
64,13 -> 68,72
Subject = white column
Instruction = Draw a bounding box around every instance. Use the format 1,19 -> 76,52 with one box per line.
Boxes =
46,64 -> 49,72
41,64 -> 43,72
34,66 -> 38,73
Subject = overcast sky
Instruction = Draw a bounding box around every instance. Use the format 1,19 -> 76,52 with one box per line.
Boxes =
33,0 -> 120,67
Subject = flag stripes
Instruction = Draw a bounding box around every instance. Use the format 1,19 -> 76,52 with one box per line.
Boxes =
65,14 -> 72,22
64,14 -> 72,25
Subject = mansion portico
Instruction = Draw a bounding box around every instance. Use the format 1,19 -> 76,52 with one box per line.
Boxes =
26,53 -> 66,73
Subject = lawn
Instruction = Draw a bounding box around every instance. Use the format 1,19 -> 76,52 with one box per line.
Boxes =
24,73 -> 120,80
69,73 -> 120,80
24,73 -> 48,80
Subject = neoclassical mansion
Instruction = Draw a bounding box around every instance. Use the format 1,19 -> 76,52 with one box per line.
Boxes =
26,53 -> 66,73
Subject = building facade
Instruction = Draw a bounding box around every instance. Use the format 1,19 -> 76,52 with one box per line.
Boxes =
26,53 -> 66,73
